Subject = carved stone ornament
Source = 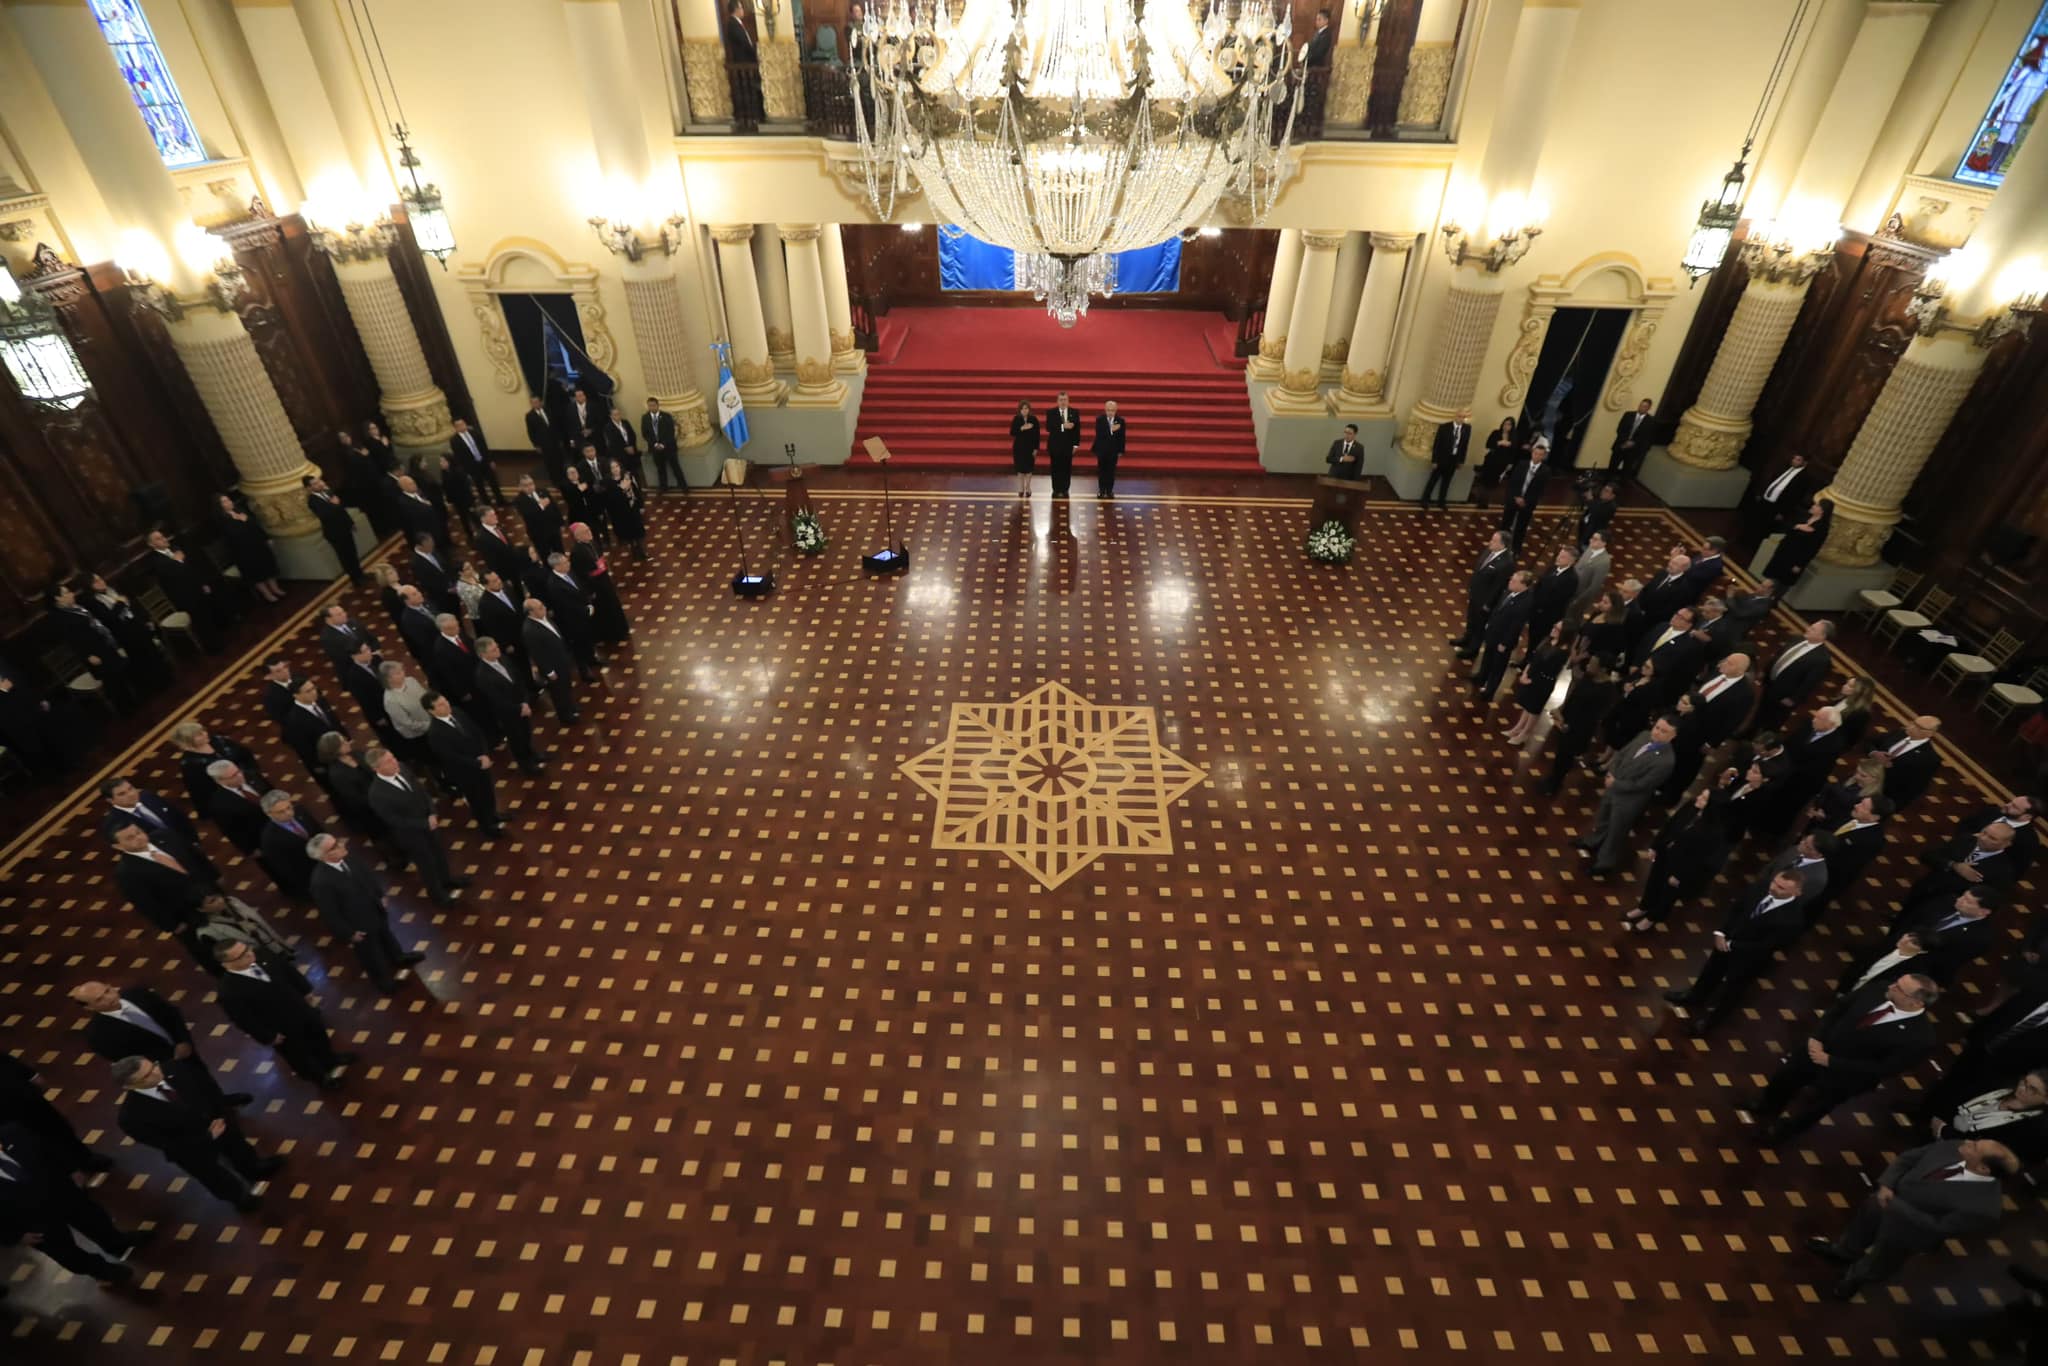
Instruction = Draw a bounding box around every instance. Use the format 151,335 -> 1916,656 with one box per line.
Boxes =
765,326 -> 796,355
1666,418 -> 1748,471
1328,44 -> 1373,128
1499,310 -> 1554,409
682,39 -> 734,121
1397,41 -> 1455,127
828,327 -> 856,354
472,300 -> 522,394
1320,339 -> 1349,363
1342,367 -> 1383,397
1256,334 -> 1287,360
1601,313 -> 1660,413
678,400 -> 716,448
0,219 -> 34,243
1279,365 -> 1321,394
795,358 -> 836,386
709,224 -> 757,245
734,357 -> 777,387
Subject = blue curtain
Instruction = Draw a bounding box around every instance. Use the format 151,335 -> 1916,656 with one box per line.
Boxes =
937,230 -> 1182,293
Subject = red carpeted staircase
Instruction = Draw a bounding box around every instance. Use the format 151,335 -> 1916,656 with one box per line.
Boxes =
849,307 -> 1262,475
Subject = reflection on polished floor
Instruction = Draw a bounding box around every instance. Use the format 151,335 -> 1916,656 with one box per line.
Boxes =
0,487 -> 2035,1363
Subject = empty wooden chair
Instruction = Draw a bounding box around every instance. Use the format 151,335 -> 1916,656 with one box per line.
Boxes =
1981,665 -> 2048,727
1874,584 -> 1953,653
136,584 -> 200,656
39,646 -> 113,715
1935,627 -> 2024,694
1846,566 -> 1922,631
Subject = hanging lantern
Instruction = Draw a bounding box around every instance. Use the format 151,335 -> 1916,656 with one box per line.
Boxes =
0,266 -> 91,410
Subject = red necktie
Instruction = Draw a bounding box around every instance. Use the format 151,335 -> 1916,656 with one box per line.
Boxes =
1921,1162 -> 1965,1182
1856,1007 -> 1892,1029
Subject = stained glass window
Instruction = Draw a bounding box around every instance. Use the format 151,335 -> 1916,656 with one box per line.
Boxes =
1957,1 -> 2048,187
87,0 -> 207,169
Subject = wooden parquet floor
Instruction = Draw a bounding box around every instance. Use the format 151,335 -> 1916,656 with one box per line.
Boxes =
0,487 -> 2037,1363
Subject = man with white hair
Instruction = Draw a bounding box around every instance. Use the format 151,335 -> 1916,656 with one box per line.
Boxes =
1757,620 -> 1835,731
203,760 -> 269,854
308,832 -> 420,993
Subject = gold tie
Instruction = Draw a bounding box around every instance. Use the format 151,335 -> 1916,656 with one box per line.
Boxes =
1834,821 -> 1856,836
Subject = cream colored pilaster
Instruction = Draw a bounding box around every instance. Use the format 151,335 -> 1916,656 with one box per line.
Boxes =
289,0 -> 395,202
819,223 -> 864,375
1331,232 -> 1413,415
1320,233 -> 1369,383
1248,228 -> 1304,382
166,306 -> 322,537
778,224 -> 848,407
753,225 -> 796,369
1398,266 -> 1505,458
711,224 -> 786,405
1817,334 -> 1983,565
1842,0 -> 1997,233
1267,230 -> 1343,414
181,0 -> 305,211
330,253 -> 455,461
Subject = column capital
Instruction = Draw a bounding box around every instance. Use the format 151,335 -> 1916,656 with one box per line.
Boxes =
1301,231 -> 1348,252
1368,231 -> 1416,254
776,224 -> 823,243
709,224 -> 756,244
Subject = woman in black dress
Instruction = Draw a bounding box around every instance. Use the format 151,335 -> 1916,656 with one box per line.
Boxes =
1473,417 -> 1521,509
1009,401 -> 1041,498
1762,497 -> 1833,585
1599,659 -> 1661,761
1826,675 -> 1877,750
215,493 -> 285,602
606,458 -> 648,560
1504,624 -> 1571,744
1626,786 -> 1733,931
1541,656 -> 1620,794
1571,592 -> 1629,671
562,465 -> 609,544
362,419 -> 397,473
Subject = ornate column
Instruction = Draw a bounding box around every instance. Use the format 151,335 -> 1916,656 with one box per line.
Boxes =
163,305 -> 323,540
1248,229 -> 1304,382
1267,230 -> 1343,414
711,224 -> 785,405
778,224 -> 849,407
1397,267 -> 1505,457
1666,255 -> 1828,471
563,0 -> 715,446
753,226 -> 797,370
1332,232 -> 1414,415
322,241 -> 457,463
819,224 -> 864,374
1320,233 -> 1369,382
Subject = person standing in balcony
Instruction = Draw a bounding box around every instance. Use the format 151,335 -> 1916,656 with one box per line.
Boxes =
724,0 -> 765,126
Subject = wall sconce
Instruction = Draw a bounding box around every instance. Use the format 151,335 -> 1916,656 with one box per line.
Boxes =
1737,215 -> 1838,288
588,212 -> 686,263
1906,251 -> 2045,348
118,226 -> 243,320
1440,193 -> 1544,273
1352,0 -> 1382,45
752,0 -> 784,41
306,212 -> 401,264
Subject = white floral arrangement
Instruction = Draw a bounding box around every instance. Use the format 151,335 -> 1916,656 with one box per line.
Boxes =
792,508 -> 828,556
1306,518 -> 1355,565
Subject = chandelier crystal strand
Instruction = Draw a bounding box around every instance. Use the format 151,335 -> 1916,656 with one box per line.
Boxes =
848,0 -> 1297,322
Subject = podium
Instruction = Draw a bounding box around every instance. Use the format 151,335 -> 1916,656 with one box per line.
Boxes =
1311,475 -> 1370,536
771,462 -> 818,546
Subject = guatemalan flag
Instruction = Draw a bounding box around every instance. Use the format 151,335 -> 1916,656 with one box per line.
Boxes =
714,342 -> 749,449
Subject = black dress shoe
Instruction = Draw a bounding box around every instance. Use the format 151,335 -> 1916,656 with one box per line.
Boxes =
1689,1016 -> 1713,1039
1661,989 -> 1697,1005
1827,1276 -> 1864,1302
251,1156 -> 285,1177
80,1152 -> 114,1173
122,1225 -> 159,1250
233,1195 -> 263,1214
399,952 -> 427,966
2010,1262 -> 2048,1296
449,875 -> 475,888
333,1051 -> 361,1066
225,1092 -> 255,1107
1806,1237 -> 1855,1265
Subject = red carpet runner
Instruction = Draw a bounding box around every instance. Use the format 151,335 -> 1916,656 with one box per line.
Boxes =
850,307 -> 1262,475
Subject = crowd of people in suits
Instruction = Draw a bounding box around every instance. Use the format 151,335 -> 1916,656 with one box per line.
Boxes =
0,404 -> 658,1297
1434,411 -> 2048,1304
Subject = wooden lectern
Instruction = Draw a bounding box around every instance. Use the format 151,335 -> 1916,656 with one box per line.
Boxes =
1311,475 -> 1370,537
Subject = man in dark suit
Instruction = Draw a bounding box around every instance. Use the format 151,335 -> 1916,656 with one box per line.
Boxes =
1760,829 -> 1837,910
1300,7 -> 1334,67
280,679 -> 347,781
394,476 -> 449,547
203,760 -> 271,855
448,417 -> 500,504
427,613 -> 480,713
364,746 -> 467,906
109,823 -> 218,971
522,600 -> 583,722
0,1124 -> 149,1285
1496,438 -> 1550,549
601,408 -> 641,484
1868,717 -> 1943,810
1610,399 -> 1653,479
1889,888 -> 2003,982
1805,1138 -> 2016,1299
1748,973 -> 1940,1145
1092,401 -> 1126,500
0,1053 -> 110,1174
214,939 -> 353,1088
1632,608 -> 1706,699
1523,546 -> 1580,653
99,776 -> 209,866
1807,794 -> 1893,918
515,475 -> 565,552
1756,621 -> 1834,733
394,585 -> 440,665
318,604 -> 378,675
308,833 -> 421,993
541,559 -> 604,675
338,638 -> 389,728
1906,822 -> 2021,906
1451,532 -> 1513,658
256,792 -> 324,900
1685,596 -> 1742,663
721,0 -> 764,124
525,394 -> 563,487
472,507 -> 523,582
559,387 -> 604,446
258,656 -> 301,727
1745,452 -> 1813,540
1047,390 -> 1083,499
477,572 -> 527,664
1833,929 -> 1943,998
112,1055 -> 281,1211
46,582 -> 139,711
1659,653 -> 1755,801
474,637 -> 546,774
303,475 -> 364,584
572,442 -> 608,495
1663,869 -> 1808,1035
143,529 -> 230,652
1576,481 -> 1618,549
1578,715 -> 1679,877
641,397 -> 682,491
1920,980 -> 2048,1123
1422,409 -> 1470,511
71,980 -> 247,1108
1636,550 -> 1697,622
1470,571 -> 1533,700
1956,795 -> 2042,874
410,534 -> 459,617
1325,423 -> 1364,481
423,691 -> 506,839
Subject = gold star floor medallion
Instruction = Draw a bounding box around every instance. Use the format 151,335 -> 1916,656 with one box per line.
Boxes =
900,681 -> 1207,889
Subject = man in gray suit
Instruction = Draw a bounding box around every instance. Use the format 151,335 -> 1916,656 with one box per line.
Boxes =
1568,530 -> 1611,619
1806,1138 -> 2017,1299
1576,714 -> 1678,877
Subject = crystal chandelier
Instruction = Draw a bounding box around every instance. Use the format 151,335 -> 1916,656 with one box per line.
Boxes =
1015,245 -> 1117,327
850,0 -> 1300,323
